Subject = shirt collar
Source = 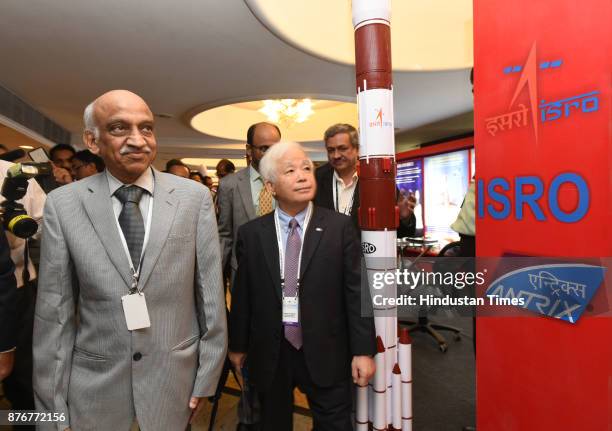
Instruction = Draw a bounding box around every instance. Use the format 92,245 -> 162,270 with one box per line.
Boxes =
106,167 -> 154,196
249,165 -> 262,183
333,168 -> 358,188
276,203 -> 309,231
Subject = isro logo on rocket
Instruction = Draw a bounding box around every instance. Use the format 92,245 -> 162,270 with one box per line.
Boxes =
484,42 -> 600,142
369,108 -> 392,128
362,242 -> 377,254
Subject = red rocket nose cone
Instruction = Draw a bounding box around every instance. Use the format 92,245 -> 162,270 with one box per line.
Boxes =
399,328 -> 412,344
393,363 -> 401,374
376,336 -> 386,353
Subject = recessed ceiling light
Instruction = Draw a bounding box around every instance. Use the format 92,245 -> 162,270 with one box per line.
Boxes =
190,98 -> 357,142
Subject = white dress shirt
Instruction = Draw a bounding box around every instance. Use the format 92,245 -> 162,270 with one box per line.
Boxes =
332,169 -> 358,216
106,168 -> 154,271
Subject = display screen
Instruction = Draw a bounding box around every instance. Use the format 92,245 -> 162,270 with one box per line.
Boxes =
423,150 -> 469,243
396,158 -> 424,230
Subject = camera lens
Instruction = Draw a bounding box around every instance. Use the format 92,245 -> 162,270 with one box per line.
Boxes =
7,214 -> 38,239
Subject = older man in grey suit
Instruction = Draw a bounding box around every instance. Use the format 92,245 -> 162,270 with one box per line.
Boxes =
33,90 -> 227,431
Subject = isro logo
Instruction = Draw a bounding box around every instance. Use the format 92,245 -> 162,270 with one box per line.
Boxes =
484,42 -> 600,142
362,242 -> 377,254
369,108 -> 392,128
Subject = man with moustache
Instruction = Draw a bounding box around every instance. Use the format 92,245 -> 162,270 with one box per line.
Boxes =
315,123 -> 417,236
229,142 -> 376,430
33,90 -> 227,431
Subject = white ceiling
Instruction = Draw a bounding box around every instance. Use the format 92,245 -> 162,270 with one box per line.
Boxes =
0,0 -> 473,168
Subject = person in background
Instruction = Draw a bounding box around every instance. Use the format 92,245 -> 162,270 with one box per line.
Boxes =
71,149 -> 105,180
49,144 -> 75,171
189,171 -> 205,184
49,144 -> 75,185
217,122 -> 281,284
203,175 -> 214,190
0,226 -> 17,382
216,158 -> 236,179
452,68 -> 476,257
229,142 -> 376,430
217,122 -> 281,431
32,89 -> 227,431
0,158 -> 46,430
165,158 -> 191,178
314,123 -> 417,237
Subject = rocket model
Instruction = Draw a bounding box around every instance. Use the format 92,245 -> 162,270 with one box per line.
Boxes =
352,1 -> 413,429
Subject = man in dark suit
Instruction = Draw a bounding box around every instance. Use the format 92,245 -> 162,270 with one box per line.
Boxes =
0,226 -> 17,381
229,142 -> 376,430
314,123 -> 417,237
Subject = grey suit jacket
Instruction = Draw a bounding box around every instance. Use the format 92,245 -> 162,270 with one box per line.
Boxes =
216,167 -> 256,275
33,170 -> 227,431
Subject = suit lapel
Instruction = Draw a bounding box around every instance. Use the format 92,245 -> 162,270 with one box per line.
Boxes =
258,215 -> 282,302
351,180 -> 360,217
138,171 -> 178,290
321,168 -> 335,210
237,168 -> 256,220
83,173 -> 132,288
299,207 -> 325,280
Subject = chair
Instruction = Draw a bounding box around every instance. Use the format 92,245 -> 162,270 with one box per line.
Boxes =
402,241 -> 463,353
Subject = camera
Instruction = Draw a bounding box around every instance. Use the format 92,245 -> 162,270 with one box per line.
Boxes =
1,162 -> 52,239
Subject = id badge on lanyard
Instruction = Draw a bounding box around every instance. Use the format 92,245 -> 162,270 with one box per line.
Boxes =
276,203 -> 313,327
282,289 -> 300,326
120,196 -> 153,331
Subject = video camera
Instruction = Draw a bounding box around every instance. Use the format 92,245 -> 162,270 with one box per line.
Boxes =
1,162 -> 52,238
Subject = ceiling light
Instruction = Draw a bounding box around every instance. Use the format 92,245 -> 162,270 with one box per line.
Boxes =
190,98 -> 357,142
19,145 -> 34,149
258,99 -> 314,127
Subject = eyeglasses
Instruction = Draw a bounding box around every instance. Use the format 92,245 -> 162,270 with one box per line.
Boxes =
251,145 -> 270,153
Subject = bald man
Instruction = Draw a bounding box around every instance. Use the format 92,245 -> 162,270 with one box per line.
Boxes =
32,90 -> 227,431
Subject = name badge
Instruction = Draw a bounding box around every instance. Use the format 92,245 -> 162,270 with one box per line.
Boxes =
282,296 -> 299,325
121,292 -> 151,330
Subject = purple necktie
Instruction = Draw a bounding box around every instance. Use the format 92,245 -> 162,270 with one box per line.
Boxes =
284,218 -> 303,349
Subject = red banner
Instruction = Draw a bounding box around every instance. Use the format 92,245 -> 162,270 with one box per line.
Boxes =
474,0 -> 612,428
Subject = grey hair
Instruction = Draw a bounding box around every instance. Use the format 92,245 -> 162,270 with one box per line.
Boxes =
323,123 -> 359,148
259,141 -> 312,184
83,100 -> 100,139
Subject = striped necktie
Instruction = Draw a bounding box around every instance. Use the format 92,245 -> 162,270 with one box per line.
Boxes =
284,218 -> 303,349
114,185 -> 145,269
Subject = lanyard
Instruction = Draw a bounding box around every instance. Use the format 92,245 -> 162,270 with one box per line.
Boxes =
334,177 -> 356,216
115,195 -> 154,293
274,202 -> 313,284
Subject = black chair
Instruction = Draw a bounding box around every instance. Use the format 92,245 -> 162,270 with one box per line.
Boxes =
403,241 -> 463,353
